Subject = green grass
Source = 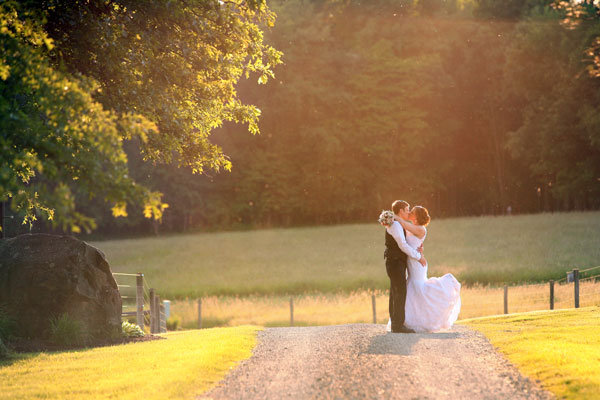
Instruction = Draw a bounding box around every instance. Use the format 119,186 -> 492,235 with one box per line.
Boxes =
462,307 -> 600,399
0,326 -> 259,399
92,212 -> 600,298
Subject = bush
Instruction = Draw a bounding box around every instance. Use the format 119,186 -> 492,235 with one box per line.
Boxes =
0,337 -> 9,359
49,314 -> 87,347
122,321 -> 144,338
166,314 -> 181,331
0,305 -> 16,342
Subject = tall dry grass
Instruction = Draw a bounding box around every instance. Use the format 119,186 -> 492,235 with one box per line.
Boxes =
168,277 -> 600,328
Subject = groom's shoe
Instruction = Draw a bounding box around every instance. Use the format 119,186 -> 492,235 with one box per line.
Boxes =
392,326 -> 415,334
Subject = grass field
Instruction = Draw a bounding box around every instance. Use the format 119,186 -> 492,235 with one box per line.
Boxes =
0,327 -> 259,399
95,212 -> 600,299
462,307 -> 600,399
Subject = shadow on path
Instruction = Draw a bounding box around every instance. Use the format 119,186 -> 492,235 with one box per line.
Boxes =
364,331 -> 462,356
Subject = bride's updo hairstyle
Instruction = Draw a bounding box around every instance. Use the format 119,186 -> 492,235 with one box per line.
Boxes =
412,206 -> 431,226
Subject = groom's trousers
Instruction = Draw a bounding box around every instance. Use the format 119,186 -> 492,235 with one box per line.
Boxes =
385,256 -> 408,331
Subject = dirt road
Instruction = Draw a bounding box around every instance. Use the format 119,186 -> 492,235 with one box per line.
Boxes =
202,324 -> 553,399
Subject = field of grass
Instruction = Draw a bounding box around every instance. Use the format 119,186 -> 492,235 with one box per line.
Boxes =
462,307 -> 600,399
0,327 -> 259,399
94,212 -> 600,299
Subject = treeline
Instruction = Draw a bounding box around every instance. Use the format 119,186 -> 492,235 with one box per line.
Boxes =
97,0 -> 600,234
8,0 -> 600,237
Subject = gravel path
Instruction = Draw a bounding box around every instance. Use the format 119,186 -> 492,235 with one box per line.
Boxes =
201,324 -> 553,400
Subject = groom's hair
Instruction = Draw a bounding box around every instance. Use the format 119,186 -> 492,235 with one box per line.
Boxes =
392,200 -> 409,215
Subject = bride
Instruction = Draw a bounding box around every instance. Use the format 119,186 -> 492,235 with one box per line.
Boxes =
387,206 -> 461,332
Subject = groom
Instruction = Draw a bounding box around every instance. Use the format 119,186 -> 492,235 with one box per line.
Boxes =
384,200 -> 427,333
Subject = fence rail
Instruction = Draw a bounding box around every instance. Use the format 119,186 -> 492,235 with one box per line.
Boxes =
112,272 -> 167,334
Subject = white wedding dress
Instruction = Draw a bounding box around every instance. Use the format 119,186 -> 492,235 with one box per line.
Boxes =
387,228 -> 461,332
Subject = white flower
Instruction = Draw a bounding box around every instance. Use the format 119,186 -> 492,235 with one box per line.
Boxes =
378,210 -> 394,226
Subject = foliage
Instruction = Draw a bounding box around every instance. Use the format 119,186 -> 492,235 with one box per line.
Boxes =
4,0 -> 599,236
504,7 -> 600,208
92,212 -> 600,298
121,321 -> 144,338
0,338 -> 8,360
0,0 -> 281,233
64,0 -> 600,236
0,327 -> 260,399
49,313 -> 87,347
0,306 -> 15,341
166,315 -> 181,331
463,307 -> 600,399
474,0 -> 549,19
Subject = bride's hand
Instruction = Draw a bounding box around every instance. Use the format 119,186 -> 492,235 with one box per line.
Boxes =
396,218 -> 410,229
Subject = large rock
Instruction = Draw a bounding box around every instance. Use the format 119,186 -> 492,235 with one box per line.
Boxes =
0,234 -> 122,341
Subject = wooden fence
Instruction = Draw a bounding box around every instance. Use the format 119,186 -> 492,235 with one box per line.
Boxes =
112,272 -> 166,334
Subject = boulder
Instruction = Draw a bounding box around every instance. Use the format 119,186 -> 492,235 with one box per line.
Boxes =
0,234 -> 122,341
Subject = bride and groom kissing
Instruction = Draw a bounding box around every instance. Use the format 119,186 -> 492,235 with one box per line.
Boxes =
379,200 -> 461,333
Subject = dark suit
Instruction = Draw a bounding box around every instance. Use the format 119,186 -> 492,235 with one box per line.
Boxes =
384,228 -> 408,332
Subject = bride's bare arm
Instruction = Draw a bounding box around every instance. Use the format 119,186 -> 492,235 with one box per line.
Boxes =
395,217 -> 426,239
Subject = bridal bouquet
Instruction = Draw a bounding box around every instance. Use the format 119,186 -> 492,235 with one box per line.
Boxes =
378,210 -> 394,226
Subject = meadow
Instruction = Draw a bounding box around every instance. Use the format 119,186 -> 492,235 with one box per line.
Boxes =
95,212 -> 600,299
0,327 -> 259,399
462,307 -> 600,399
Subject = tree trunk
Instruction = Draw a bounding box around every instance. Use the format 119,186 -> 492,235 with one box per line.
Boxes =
487,100 -> 507,210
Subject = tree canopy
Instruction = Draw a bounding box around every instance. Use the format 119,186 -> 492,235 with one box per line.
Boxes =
3,0 -> 600,237
0,0 -> 282,232
99,0 -> 597,233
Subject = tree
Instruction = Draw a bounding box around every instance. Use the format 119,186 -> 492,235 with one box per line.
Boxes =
26,0 -> 599,235
553,0 -> 600,76
504,10 -> 600,209
0,0 -> 282,232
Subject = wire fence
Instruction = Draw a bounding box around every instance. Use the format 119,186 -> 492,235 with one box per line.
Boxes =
113,266 -> 600,331
578,272 -> 600,308
462,266 -> 600,319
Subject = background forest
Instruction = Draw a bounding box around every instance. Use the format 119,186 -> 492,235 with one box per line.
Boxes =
4,0 -> 600,237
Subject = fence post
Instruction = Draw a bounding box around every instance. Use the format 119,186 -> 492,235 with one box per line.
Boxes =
290,297 -> 294,327
574,268 -> 580,308
136,273 -> 144,330
163,300 -> 170,320
372,294 -> 377,324
149,288 -> 156,334
159,300 -> 166,333
154,294 -> 161,333
549,280 -> 554,310
503,285 -> 508,314
197,298 -> 202,329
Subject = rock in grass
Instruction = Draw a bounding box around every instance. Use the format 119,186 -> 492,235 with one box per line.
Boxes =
0,234 -> 122,343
